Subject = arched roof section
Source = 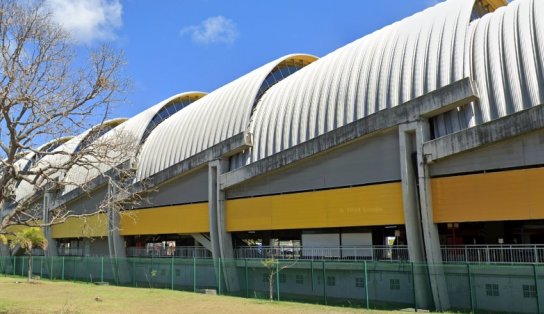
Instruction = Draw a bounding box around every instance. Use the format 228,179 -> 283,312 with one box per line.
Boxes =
14,136 -> 73,176
433,0 -> 544,135
15,118 -> 127,201
61,92 -> 206,194
136,54 -> 317,180
247,0 -> 521,163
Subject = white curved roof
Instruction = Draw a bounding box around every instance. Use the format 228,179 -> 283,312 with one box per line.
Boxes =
247,0 -> 542,162
61,92 -> 206,194
136,54 -> 317,180
436,0 -> 544,135
15,118 -> 127,201
248,0 -> 473,161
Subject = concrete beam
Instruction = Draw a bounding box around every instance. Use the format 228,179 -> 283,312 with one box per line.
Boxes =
222,78 -> 478,188
423,104 -> 544,163
191,233 -> 212,252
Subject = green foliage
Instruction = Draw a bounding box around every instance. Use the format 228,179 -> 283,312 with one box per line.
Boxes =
261,258 -> 278,269
0,234 -> 7,245
9,227 -> 47,253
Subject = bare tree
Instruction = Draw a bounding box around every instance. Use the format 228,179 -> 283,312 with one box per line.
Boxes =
261,256 -> 299,301
0,0 -> 137,234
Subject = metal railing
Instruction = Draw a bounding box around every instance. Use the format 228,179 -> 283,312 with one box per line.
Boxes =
126,246 -> 212,259
234,245 -> 410,261
123,244 -> 544,264
57,248 -> 84,256
441,245 -> 544,264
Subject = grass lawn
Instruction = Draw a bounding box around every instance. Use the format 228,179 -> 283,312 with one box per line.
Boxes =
0,276 -> 403,314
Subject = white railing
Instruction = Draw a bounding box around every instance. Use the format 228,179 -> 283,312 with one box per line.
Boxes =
441,245 -> 544,264
126,246 -> 212,259
124,244 -> 544,264
234,245 -> 410,261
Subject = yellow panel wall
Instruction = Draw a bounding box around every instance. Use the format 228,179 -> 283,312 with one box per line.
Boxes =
51,214 -> 107,238
432,167 -> 544,223
226,183 -> 404,232
4,221 -> 44,240
119,203 -> 209,236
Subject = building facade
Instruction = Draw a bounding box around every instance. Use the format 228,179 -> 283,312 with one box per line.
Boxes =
2,0 -> 544,311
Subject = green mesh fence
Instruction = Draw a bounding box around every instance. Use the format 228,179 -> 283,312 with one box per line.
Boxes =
0,256 -> 542,313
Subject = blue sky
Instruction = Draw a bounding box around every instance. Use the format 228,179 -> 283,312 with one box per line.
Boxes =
47,0 -> 440,119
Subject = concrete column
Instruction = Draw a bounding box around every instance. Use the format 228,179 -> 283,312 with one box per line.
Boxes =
399,123 -> 434,309
209,159 -> 240,292
107,182 -> 126,259
107,181 -> 130,285
399,123 -> 426,262
43,190 -> 58,257
415,120 -> 450,311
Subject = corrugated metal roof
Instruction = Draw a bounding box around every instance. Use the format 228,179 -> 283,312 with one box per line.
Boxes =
248,0 -> 474,161
15,118 -> 127,201
61,92 -> 206,194
246,0 -> 542,163
136,54 -> 317,180
434,0 -> 544,136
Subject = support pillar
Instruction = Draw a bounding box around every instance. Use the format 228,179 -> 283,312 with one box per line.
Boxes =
209,159 -> 240,292
43,190 -> 58,257
399,123 -> 434,309
107,181 -> 130,284
191,233 -> 212,252
399,121 -> 450,311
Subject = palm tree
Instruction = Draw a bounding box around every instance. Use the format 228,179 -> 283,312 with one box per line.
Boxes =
10,228 -> 48,281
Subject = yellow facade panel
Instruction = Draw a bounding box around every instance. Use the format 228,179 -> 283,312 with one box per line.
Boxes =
119,203 -> 209,236
432,167 -> 544,223
226,183 -> 404,232
51,214 -> 107,239
4,221 -> 44,240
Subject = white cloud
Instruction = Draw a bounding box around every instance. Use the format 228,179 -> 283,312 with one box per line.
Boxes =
46,0 -> 123,44
180,16 -> 239,45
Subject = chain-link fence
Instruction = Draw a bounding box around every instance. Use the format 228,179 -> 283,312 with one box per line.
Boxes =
0,256 -> 541,313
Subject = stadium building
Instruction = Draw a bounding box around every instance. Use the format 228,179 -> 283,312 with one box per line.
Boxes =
2,0 -> 544,311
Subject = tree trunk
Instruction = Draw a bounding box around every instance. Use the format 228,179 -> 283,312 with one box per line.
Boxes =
269,273 -> 274,301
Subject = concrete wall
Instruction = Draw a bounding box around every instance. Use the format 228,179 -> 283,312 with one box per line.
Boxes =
65,186 -> 108,215
142,167 -> 208,207
227,131 -> 400,199
87,238 -> 109,257
430,129 -> 544,177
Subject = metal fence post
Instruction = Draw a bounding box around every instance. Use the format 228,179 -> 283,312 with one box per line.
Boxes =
171,256 -> 174,290
21,256 -> 24,277
218,258 -> 222,295
534,264 -> 540,314
322,260 -> 327,305
50,256 -> 53,280
412,262 -> 417,311
72,257 -> 76,281
132,258 -> 135,287
467,263 -> 474,313
276,260 -> 280,301
310,260 -> 314,291
61,256 -> 65,280
40,256 -> 43,278
12,256 -> 15,276
364,260 -> 369,309
244,259 -> 249,298
193,257 -> 196,292
100,256 -> 104,282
